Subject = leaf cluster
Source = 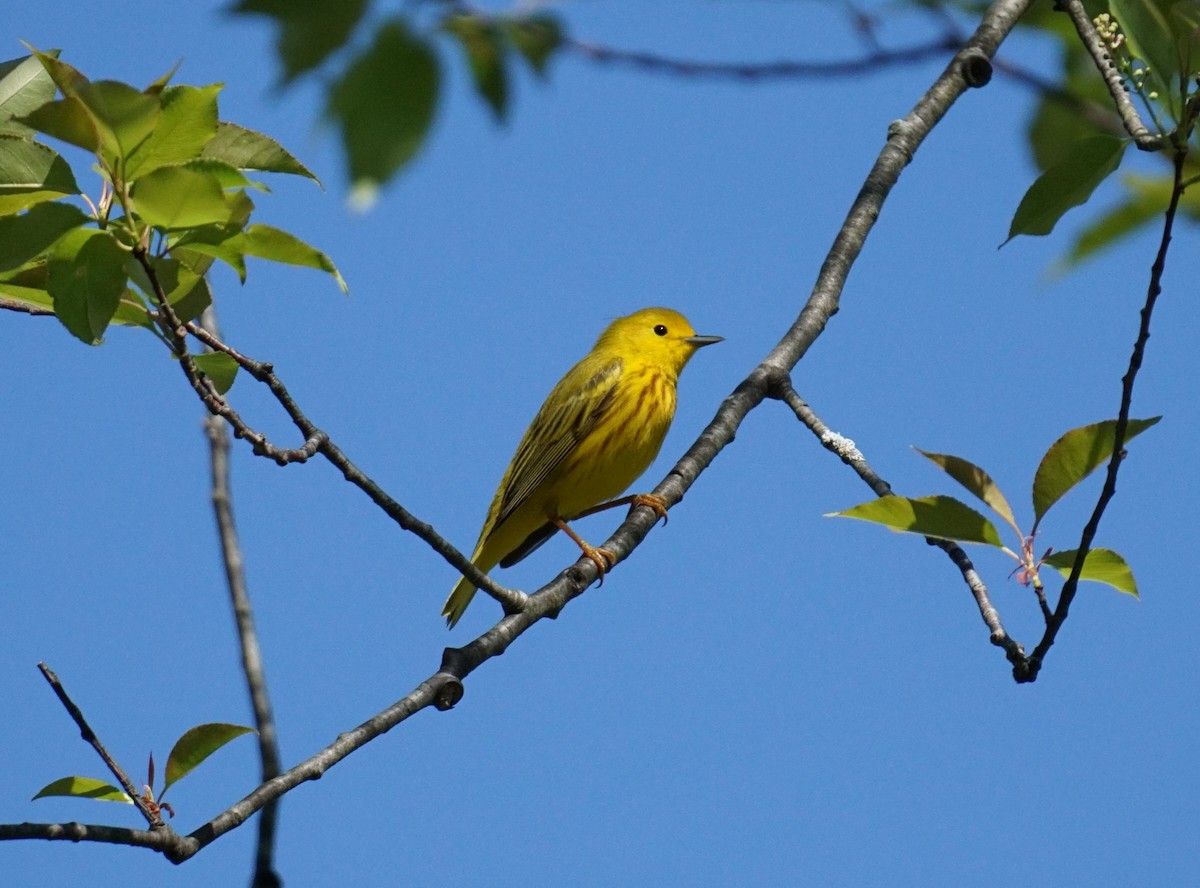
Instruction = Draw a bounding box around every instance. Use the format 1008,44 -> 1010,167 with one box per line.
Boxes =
830,418 -> 1160,597
231,1 -> 564,198
0,49 -> 345,393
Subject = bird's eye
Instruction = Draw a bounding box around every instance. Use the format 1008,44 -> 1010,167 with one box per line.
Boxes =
653,324 -> 668,336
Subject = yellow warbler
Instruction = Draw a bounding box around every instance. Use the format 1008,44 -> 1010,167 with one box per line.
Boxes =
443,307 -> 722,627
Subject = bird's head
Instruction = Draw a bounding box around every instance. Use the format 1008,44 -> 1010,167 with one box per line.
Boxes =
596,307 -> 723,376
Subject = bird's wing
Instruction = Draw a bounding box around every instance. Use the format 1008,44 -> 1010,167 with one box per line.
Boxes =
490,356 -> 622,532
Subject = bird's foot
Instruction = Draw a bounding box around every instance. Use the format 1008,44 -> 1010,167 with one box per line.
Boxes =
629,493 -> 669,526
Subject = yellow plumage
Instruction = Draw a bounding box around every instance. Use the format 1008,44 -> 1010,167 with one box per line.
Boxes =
443,307 -> 722,628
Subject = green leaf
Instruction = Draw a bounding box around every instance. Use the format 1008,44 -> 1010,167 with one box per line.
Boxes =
328,19 -> 439,199
827,495 -> 1005,547
192,352 -> 239,394
32,776 -> 132,803
126,255 -> 214,323
0,279 -> 53,313
0,53 -> 60,136
124,84 -> 221,180
1063,174 -> 1173,268
163,723 -> 255,792
14,97 -> 100,152
224,223 -> 347,291
47,228 -> 128,344
1043,547 -> 1140,597
24,46 -> 88,98
0,137 -> 79,193
201,121 -> 317,181
505,14 -> 563,77
914,448 -> 1018,533
1032,417 -> 1162,525
0,200 -> 88,271
1111,0 -> 1182,118
445,15 -> 510,122
233,0 -> 367,82
1007,136 -> 1127,241
76,80 -> 161,168
111,288 -> 155,329
132,165 -> 231,229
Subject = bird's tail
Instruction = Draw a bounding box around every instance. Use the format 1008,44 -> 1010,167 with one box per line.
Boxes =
442,574 -> 477,629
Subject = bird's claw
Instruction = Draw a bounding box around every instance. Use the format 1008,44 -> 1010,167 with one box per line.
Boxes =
582,545 -> 617,585
629,493 -> 669,526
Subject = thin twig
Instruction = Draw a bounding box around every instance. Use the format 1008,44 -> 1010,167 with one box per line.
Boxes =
36,664 -> 166,830
566,35 -> 961,80
199,307 -> 282,888
1055,0 -> 1167,149
1023,142 -> 1186,681
771,375 -> 1026,665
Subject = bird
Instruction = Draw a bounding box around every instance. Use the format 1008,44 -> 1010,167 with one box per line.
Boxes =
443,307 -> 722,628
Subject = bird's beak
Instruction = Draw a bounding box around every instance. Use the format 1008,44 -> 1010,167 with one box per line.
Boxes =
685,334 -> 724,348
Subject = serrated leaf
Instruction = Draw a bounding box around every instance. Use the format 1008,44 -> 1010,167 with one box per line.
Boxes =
47,228 -> 127,344
505,14 -> 563,77
201,121 -> 316,181
163,723 -> 255,792
1032,417 -> 1162,525
224,223 -> 346,291
0,137 -> 79,201
0,281 -> 52,312
0,53 -> 60,136
1112,0 -> 1182,118
445,15 -> 510,122
1007,136 -> 1127,241
328,19 -> 439,195
32,776 -> 133,803
124,84 -> 221,180
1043,547 -> 1139,597
234,0 -> 367,82
828,494 -> 1005,547
0,200 -> 87,271
915,448 -> 1018,533
192,351 -> 239,394
132,165 -> 230,229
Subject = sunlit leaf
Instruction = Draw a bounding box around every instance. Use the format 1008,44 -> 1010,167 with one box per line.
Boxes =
77,80 -> 161,167
234,0 -> 367,82
192,351 -> 239,394
224,223 -> 346,291
914,448 -> 1018,533
827,495 -> 1005,547
0,52 -> 60,136
201,121 -> 316,181
328,19 -> 439,197
1007,136 -> 1127,241
132,165 -> 230,229
32,776 -> 132,803
1032,417 -> 1161,525
163,723 -> 255,792
125,84 -> 221,180
1043,547 -> 1139,597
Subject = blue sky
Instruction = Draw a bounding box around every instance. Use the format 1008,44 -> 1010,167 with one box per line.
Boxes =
3,2 -> 1198,886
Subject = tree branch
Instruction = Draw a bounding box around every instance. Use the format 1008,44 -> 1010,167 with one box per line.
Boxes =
199,307 -> 283,888
771,375 -> 1027,667
36,664 -> 165,830
1055,0 -> 1167,149
1022,142 -> 1187,681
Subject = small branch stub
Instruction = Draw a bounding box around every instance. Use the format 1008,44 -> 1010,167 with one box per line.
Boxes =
433,675 -> 465,711
959,49 -> 993,88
